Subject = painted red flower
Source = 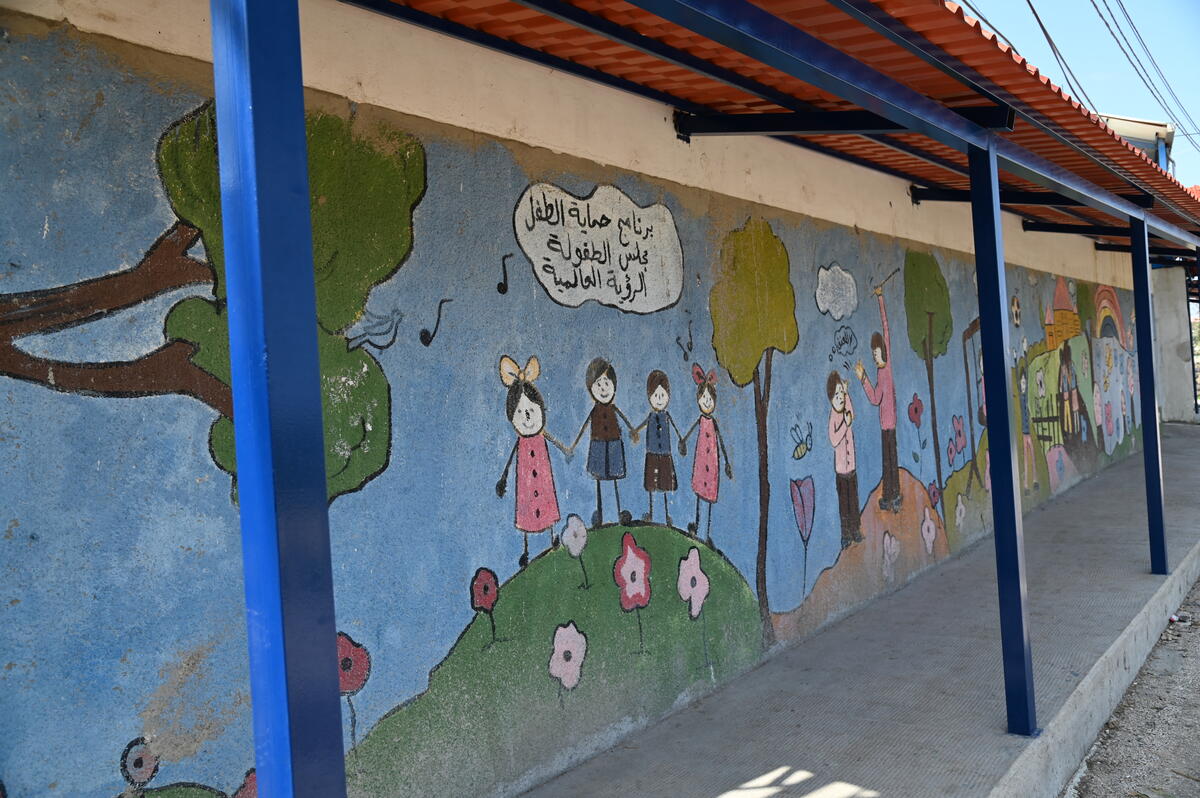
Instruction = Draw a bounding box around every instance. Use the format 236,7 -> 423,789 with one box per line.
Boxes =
470,567 -> 500,613
232,769 -> 257,798
927,481 -> 941,507
120,737 -> 159,788
613,532 -> 652,611
908,393 -> 924,428
337,631 -> 371,696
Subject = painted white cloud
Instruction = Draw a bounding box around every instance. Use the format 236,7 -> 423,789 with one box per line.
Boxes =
514,183 -> 683,314
815,262 -> 858,321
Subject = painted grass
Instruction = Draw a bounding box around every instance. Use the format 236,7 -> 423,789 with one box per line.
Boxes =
346,523 -> 762,796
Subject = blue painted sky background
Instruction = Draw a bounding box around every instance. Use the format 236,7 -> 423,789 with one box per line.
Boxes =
0,25 -> 1136,798
959,0 -> 1200,185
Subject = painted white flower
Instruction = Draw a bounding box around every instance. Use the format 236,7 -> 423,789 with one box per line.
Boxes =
921,507 -> 936,555
548,622 -> 587,691
562,514 -> 588,558
955,494 -> 966,530
676,547 -> 710,619
882,532 -> 899,582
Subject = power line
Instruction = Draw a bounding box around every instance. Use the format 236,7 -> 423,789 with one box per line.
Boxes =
1112,0 -> 1200,141
1022,0 -> 1098,111
1088,0 -> 1193,138
957,0 -> 1017,53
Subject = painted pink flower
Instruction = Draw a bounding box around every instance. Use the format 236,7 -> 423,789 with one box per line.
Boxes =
676,547 -> 710,619
337,631 -> 371,696
232,769 -> 257,798
470,567 -> 499,614
120,737 -> 159,788
908,393 -> 924,428
927,481 -> 941,507
953,414 -> 966,453
548,621 -> 587,690
947,440 -> 956,464
613,532 -> 651,611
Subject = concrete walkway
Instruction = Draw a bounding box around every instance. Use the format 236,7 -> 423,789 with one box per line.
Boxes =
525,424 -> 1200,798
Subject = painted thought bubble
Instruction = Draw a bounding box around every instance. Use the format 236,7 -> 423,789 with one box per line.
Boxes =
514,183 -> 683,314
815,262 -> 858,321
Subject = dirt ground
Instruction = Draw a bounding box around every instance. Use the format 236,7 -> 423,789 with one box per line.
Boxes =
1062,577 -> 1200,798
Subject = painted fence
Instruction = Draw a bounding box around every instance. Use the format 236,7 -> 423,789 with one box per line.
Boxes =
0,22 -> 1142,798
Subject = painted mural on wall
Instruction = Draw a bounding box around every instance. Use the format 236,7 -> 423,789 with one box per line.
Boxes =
0,23 -> 1142,798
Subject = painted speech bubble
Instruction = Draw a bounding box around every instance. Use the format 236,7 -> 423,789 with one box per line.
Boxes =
514,183 -> 683,314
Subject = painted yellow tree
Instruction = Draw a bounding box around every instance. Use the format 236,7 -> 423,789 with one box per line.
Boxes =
710,218 -> 798,646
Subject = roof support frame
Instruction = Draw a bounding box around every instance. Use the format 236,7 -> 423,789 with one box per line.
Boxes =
913,187 -> 1154,208
969,140 -> 1039,738
674,106 -> 1015,137
620,0 -> 1200,248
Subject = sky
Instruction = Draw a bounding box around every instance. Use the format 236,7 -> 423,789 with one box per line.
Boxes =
957,0 -> 1200,187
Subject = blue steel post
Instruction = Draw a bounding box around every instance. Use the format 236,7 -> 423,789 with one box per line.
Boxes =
969,141 -> 1038,736
1130,216 -> 1169,575
209,1 -> 348,796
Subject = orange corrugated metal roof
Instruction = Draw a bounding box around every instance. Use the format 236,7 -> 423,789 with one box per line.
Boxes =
394,0 -> 1200,240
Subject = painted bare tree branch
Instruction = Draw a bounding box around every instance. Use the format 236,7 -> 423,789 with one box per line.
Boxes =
0,222 -> 232,415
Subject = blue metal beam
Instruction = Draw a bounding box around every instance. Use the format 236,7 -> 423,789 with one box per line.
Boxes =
970,141 -> 1039,736
1130,216 -> 1169,575
675,106 -> 1013,137
209,1 -> 347,796
620,0 -> 1200,248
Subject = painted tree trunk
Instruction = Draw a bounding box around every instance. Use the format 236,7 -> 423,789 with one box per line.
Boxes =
926,312 -> 944,499
752,350 -> 776,647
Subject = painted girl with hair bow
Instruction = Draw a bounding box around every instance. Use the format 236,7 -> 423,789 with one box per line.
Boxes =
679,363 -> 733,545
496,355 -> 570,568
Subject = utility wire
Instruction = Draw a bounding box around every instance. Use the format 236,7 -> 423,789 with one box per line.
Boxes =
1112,0 -> 1200,141
957,0 -> 1017,52
1089,0 -> 1192,138
1022,0 -> 1098,111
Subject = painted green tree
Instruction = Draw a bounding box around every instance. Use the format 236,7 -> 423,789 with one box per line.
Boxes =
903,250 -> 953,497
0,102 -> 426,502
710,218 -> 799,647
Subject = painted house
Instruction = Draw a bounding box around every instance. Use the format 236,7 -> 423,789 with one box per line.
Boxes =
1,1 -> 1199,797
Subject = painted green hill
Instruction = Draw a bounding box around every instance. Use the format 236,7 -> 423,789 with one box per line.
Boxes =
346,523 -> 763,796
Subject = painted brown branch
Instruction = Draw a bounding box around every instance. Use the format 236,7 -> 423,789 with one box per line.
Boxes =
0,339 -> 232,417
0,222 -> 211,338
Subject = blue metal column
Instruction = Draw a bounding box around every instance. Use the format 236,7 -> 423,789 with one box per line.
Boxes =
1130,216 -> 1169,575
969,141 -> 1038,736
209,2 -> 347,796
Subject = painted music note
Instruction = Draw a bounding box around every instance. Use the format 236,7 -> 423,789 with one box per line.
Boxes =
497,253 -> 513,295
419,298 -> 453,347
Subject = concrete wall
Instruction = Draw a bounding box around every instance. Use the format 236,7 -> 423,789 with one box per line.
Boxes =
1152,268 -> 1199,423
0,10 -> 1161,798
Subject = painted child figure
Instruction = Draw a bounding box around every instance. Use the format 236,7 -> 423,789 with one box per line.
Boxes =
570,358 -> 638,527
633,370 -> 683,526
827,370 -> 862,548
495,355 -> 569,568
680,364 -> 732,545
856,284 -> 901,512
1019,366 -> 1038,495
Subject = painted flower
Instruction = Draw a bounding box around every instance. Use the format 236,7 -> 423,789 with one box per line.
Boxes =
1105,402 -> 1115,436
955,493 -> 966,530
947,440 -> 956,464
676,547 -> 710,619
548,621 -> 587,690
952,414 -> 966,453
337,631 -> 371,696
908,393 -> 924,428
882,532 -> 899,582
613,531 -> 651,611
921,507 -> 936,555
470,567 -> 500,614
789,476 -> 815,545
927,481 -> 941,507
562,514 -> 588,558
120,737 -> 159,788
233,769 -> 257,798
1010,294 -> 1022,327
1036,369 -> 1046,398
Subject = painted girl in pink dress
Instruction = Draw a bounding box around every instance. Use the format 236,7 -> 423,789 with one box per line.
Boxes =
680,364 -> 733,546
495,355 -> 569,568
